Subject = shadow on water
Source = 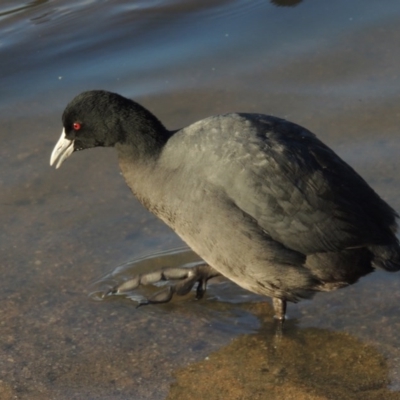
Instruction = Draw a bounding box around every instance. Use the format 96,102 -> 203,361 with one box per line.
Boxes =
270,0 -> 304,7
168,303 -> 400,400
90,249 -> 400,400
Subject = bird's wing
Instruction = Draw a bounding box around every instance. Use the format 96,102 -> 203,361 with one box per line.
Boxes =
208,114 -> 397,255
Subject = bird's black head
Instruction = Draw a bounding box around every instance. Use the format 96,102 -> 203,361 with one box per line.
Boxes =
63,90 -> 130,148
50,90 -> 125,168
50,90 -> 168,169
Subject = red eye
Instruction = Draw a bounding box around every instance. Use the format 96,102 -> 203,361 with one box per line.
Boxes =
73,122 -> 81,130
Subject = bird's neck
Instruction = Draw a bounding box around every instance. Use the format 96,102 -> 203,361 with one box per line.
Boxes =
115,103 -> 171,162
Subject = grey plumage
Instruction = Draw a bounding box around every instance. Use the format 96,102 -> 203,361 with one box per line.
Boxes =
51,90 -> 400,318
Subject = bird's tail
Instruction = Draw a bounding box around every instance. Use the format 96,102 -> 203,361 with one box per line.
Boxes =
369,243 -> 400,272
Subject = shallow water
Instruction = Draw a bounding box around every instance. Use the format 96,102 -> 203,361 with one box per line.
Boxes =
1,0 -> 400,398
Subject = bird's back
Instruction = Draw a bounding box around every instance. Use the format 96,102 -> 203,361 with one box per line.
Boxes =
121,112 -> 400,300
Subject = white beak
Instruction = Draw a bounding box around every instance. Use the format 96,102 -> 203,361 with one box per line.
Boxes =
50,129 -> 75,169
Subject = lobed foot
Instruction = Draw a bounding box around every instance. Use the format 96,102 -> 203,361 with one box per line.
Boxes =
106,263 -> 220,306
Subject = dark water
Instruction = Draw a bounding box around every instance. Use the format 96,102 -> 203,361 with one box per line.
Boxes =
1,0 -> 400,399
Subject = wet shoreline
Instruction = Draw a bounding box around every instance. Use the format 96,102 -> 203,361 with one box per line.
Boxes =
1,0 -> 400,398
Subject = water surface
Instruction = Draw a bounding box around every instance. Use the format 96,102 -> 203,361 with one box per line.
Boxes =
1,0 -> 400,398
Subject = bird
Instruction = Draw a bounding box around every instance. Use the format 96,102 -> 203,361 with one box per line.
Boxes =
50,90 -> 400,322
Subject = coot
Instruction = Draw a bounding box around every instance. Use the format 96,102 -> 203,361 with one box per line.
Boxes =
50,90 -> 400,321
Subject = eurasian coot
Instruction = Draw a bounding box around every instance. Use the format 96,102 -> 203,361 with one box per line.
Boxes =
50,90 -> 400,321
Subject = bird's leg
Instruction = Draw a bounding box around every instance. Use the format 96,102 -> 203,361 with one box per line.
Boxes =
272,298 -> 287,337
106,263 -> 220,306
272,297 -> 286,321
